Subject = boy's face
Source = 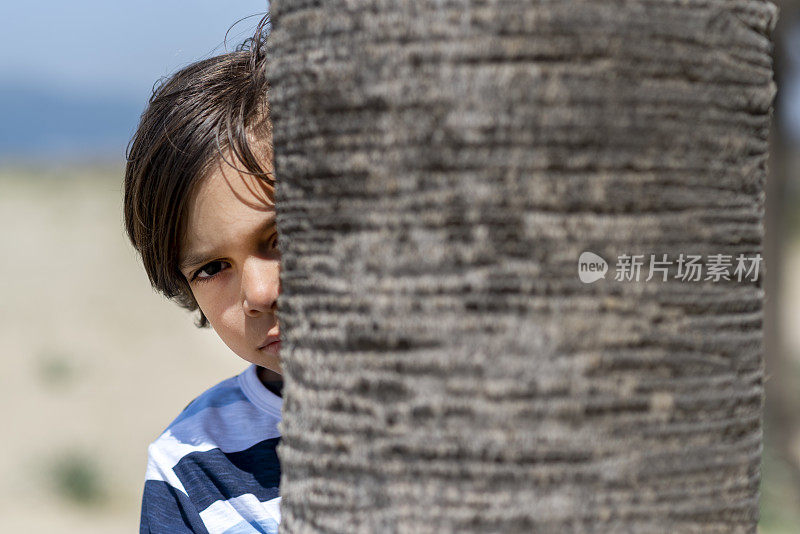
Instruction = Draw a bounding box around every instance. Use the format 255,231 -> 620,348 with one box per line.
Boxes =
179,158 -> 282,378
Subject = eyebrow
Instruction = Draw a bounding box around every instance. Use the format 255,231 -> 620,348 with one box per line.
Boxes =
179,215 -> 277,273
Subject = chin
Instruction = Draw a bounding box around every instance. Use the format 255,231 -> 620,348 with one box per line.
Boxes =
253,350 -> 282,374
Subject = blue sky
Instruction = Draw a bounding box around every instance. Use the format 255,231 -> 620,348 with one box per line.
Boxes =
0,1 -> 268,160
1,1 -> 269,100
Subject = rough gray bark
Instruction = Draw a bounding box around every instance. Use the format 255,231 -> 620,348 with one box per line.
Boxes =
267,1 -> 778,532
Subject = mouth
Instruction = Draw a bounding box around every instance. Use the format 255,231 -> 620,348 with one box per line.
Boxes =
258,333 -> 281,351
259,341 -> 281,353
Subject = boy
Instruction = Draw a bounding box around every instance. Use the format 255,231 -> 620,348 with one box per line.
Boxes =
123,15 -> 283,533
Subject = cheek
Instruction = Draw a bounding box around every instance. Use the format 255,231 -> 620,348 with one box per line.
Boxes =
211,311 -> 250,358
193,285 -> 237,326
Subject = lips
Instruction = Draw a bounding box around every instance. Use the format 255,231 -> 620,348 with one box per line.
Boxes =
259,340 -> 281,354
258,333 -> 281,350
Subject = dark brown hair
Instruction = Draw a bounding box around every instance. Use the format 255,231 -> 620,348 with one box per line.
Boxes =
123,14 -> 273,328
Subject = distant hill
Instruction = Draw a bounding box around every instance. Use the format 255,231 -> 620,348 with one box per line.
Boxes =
0,82 -> 145,162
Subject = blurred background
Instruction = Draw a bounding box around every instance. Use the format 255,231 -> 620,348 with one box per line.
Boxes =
0,1 -> 798,532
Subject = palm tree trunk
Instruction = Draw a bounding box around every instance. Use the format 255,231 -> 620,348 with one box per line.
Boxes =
267,1 -> 778,532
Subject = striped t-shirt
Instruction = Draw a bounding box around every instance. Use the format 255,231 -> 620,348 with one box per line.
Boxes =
140,364 -> 283,533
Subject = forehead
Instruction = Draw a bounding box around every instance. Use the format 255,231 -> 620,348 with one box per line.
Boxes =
193,159 -> 273,213
181,160 -> 275,252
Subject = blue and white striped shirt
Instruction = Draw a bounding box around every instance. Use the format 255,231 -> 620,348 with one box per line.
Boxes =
139,364 -> 282,533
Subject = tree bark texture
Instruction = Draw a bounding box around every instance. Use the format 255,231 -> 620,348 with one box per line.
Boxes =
267,1 -> 778,532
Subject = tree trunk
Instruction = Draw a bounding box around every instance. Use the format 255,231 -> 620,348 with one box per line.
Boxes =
267,1 -> 778,532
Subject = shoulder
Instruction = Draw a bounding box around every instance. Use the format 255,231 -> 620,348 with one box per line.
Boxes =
140,366 -> 283,532
170,372 -> 248,429
145,366 -> 282,480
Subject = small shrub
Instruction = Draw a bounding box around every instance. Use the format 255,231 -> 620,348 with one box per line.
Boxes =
49,450 -> 105,506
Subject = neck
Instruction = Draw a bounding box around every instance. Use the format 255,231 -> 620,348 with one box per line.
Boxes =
257,365 -> 282,384
256,365 -> 283,398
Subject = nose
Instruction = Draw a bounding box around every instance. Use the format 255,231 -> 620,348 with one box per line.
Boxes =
241,257 -> 280,317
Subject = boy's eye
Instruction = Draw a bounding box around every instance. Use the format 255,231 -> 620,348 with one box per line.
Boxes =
192,261 -> 229,283
266,233 -> 280,252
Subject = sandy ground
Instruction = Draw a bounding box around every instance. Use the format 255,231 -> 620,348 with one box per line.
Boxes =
0,166 -> 245,532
